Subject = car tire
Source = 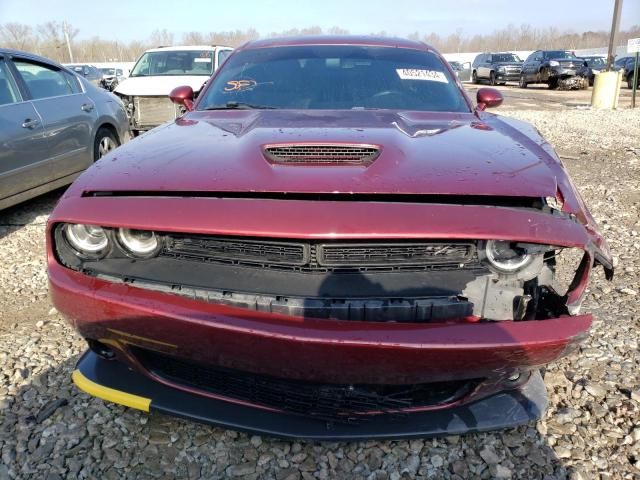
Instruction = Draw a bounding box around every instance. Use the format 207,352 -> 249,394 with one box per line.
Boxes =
548,78 -> 559,90
93,127 -> 120,161
629,76 -> 634,89
489,72 -> 496,86
472,71 -> 478,84
519,74 -> 528,88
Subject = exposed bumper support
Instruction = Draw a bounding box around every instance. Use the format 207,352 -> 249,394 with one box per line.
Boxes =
74,350 -> 548,440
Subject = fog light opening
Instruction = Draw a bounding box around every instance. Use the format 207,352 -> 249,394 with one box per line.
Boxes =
88,339 -> 116,360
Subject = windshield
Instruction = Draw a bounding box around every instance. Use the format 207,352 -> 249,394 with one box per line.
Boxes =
544,51 -> 577,59
585,57 -> 606,67
130,50 -> 214,77
492,54 -> 521,63
197,45 -> 468,112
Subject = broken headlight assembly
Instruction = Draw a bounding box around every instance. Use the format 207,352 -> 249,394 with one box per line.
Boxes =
484,240 -> 533,272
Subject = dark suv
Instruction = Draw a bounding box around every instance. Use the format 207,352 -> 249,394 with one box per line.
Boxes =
520,50 -> 585,89
619,56 -> 639,89
472,52 -> 523,85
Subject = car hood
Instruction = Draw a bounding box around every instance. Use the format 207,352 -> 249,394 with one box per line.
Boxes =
79,110 -> 561,198
495,62 -> 523,67
114,75 -> 211,96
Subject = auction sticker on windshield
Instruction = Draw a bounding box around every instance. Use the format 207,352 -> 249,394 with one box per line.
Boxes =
396,69 -> 448,83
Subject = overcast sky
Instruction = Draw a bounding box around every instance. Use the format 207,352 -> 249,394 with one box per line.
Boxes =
1,0 -> 638,41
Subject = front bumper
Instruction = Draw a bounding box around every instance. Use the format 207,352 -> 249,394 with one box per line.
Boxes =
550,68 -> 577,78
74,350 -> 548,440
50,264 -> 591,386
495,72 -> 520,82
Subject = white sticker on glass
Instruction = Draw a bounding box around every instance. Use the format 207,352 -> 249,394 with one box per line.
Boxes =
396,69 -> 448,83
194,58 -> 212,63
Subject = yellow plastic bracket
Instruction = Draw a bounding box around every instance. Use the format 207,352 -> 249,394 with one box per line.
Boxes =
72,369 -> 151,412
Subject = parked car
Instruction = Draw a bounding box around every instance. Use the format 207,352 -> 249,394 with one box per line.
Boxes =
0,49 -> 129,210
49,36 -> 612,440
577,55 -> 607,86
99,66 -> 126,91
114,45 -> 233,135
620,56 -> 640,89
520,50 -> 586,89
64,63 -> 103,87
472,52 -> 523,85
614,55 -> 633,71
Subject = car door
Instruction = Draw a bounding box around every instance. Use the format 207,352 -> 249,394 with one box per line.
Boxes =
12,58 -> 98,182
0,56 -> 50,204
478,55 -> 491,79
523,52 -> 539,81
458,61 -> 472,82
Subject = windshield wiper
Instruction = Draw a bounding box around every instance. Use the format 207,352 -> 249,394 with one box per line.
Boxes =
203,101 -> 277,110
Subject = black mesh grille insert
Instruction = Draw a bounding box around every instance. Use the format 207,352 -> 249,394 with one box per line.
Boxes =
162,235 -> 476,273
263,144 -> 380,165
133,347 -> 480,424
165,236 -> 308,266
318,243 -> 472,267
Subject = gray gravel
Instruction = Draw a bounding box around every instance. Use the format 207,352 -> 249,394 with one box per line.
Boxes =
1,108 -> 639,479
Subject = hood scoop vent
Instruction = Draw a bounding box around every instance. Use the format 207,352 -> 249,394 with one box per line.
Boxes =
263,143 -> 381,166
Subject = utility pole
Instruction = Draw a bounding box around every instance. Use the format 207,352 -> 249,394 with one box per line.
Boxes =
606,0 -> 623,70
63,21 -> 74,63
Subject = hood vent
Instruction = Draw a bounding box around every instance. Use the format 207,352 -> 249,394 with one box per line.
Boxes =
263,143 -> 381,166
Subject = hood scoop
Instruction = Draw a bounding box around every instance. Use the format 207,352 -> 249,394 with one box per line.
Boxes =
263,143 -> 381,166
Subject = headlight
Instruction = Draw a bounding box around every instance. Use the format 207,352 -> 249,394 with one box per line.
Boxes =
497,66 -> 506,72
484,240 -> 532,273
64,224 -> 109,256
549,61 -> 560,67
117,228 -> 161,257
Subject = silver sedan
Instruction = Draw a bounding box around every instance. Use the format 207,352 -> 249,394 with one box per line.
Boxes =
0,49 -> 130,210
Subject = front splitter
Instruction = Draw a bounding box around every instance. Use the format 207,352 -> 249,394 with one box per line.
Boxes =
73,350 -> 548,440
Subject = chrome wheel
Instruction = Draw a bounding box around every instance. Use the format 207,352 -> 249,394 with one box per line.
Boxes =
98,136 -> 117,158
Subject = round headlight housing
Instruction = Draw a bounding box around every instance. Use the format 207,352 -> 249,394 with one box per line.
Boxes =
484,240 -> 532,273
549,60 -> 560,67
64,224 -> 109,256
117,228 -> 160,257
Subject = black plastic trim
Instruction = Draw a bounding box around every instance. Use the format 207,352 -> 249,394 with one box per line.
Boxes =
76,350 -> 548,440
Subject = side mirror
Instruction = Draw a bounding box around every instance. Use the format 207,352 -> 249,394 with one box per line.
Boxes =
476,87 -> 503,111
169,85 -> 195,112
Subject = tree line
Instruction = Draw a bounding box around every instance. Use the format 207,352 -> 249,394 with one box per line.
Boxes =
1,21 -> 639,63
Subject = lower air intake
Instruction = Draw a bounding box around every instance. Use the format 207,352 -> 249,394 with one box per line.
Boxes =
133,347 -> 480,424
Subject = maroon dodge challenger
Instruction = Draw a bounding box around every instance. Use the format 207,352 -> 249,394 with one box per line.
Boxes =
47,36 -> 613,439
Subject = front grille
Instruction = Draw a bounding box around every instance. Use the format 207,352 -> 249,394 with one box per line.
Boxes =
165,236 -> 308,266
162,235 -> 476,273
133,347 -> 480,424
134,96 -> 179,126
318,243 -> 472,267
263,144 -> 380,165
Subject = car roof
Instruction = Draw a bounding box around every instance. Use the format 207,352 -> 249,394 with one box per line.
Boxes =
145,45 -> 233,53
0,48 -> 65,66
238,35 -> 430,52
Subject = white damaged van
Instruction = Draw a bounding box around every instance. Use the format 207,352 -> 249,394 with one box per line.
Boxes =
115,45 -> 233,135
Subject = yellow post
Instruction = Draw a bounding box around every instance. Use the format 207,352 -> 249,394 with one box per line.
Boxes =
591,71 -> 622,109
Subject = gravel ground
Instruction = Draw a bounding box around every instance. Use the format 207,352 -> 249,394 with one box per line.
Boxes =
1,108 -> 639,479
